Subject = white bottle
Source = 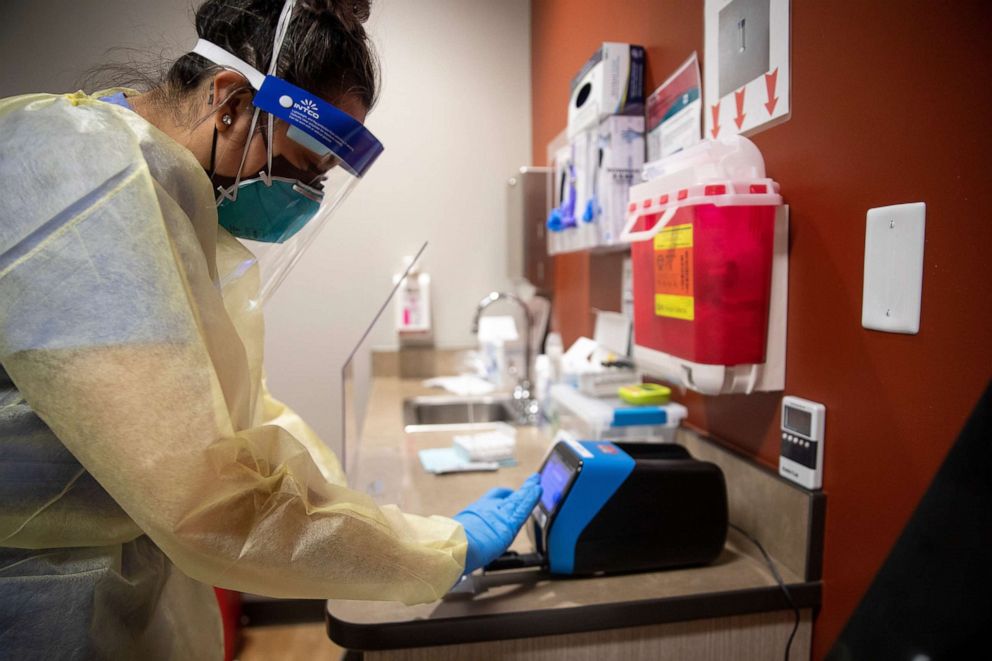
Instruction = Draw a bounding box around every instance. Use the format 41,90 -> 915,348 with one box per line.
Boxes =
544,332 -> 564,383
533,354 -> 551,413
482,339 -> 507,389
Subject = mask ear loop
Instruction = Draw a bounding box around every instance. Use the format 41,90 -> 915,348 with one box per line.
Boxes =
205,79 -> 261,203
208,127 -> 231,204
217,104 -> 264,202
208,126 -> 219,179
261,111 -> 275,187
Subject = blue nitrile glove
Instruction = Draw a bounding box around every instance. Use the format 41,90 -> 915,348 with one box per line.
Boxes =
454,474 -> 542,575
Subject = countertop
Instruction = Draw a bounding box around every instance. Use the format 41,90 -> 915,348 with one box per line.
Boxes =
327,377 -> 821,651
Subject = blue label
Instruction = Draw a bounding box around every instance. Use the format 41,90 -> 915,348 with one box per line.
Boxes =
612,406 -> 669,427
253,75 -> 383,177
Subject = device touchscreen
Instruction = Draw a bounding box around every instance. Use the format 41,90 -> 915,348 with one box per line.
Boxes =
539,451 -> 574,513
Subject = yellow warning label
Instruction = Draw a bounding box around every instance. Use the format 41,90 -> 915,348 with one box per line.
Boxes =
653,224 -> 694,320
653,224 -> 693,250
655,294 -> 695,320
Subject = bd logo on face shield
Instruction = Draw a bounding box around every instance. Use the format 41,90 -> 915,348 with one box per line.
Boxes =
293,99 -> 320,119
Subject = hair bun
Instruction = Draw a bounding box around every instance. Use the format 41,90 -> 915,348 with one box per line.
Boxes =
299,0 -> 371,31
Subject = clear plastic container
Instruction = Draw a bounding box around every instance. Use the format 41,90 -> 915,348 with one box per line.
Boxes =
550,384 -> 687,444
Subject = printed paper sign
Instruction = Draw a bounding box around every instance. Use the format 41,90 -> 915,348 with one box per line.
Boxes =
704,0 -> 790,138
646,53 -> 702,161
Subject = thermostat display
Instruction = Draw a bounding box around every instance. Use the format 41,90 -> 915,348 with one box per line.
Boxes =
783,406 -> 812,437
779,396 -> 825,490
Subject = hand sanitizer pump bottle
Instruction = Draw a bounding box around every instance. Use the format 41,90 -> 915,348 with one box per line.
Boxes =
395,256 -> 433,346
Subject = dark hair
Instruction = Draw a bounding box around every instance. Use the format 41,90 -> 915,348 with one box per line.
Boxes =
160,0 -> 378,116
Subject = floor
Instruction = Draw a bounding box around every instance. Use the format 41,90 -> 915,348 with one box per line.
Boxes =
237,624 -> 345,661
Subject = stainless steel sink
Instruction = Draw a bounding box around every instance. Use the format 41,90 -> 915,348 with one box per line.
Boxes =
402,395 -> 516,426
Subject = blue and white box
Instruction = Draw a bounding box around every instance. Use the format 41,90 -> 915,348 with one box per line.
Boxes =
567,42 -> 646,138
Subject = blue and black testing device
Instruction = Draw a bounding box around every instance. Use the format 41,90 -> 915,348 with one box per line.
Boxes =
526,438 -> 728,576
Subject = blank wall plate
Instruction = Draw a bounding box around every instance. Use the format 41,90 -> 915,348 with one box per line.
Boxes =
862,202 -> 926,334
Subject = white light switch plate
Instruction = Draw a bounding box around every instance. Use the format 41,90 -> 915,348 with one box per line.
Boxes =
862,202 -> 926,334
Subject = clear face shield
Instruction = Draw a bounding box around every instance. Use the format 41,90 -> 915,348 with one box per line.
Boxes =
192,0 -> 383,306
215,162 -> 366,306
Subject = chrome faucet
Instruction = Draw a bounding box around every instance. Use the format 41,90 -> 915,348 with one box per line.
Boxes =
471,291 -> 539,424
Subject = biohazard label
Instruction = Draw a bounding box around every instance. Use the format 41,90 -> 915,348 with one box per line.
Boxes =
653,224 -> 694,320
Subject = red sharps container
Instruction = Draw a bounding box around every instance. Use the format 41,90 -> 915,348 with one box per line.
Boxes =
620,138 -> 785,394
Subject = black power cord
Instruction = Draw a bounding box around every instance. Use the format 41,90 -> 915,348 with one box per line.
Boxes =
729,523 -> 801,661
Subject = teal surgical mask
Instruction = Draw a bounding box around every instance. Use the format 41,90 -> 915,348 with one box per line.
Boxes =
216,176 -> 322,244
208,120 -> 326,244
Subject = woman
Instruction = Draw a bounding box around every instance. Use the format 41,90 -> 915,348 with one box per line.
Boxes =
0,1 -> 540,658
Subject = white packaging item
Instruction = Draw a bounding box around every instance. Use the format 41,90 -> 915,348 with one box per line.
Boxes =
477,315 -> 518,388
568,43 -> 645,138
453,428 -> 517,463
477,315 -> 519,342
569,116 -> 645,249
422,375 -> 495,397
480,340 -> 507,388
594,115 -> 645,245
577,369 -> 641,397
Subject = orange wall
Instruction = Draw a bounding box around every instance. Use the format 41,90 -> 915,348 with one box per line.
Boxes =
531,1 -> 992,658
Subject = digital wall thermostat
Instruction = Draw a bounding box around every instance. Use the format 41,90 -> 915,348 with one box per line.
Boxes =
778,396 -> 825,489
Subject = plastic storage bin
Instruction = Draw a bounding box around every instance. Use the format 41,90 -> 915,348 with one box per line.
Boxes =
550,384 -> 687,444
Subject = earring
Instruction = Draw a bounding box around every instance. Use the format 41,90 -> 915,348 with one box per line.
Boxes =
221,114 -> 233,126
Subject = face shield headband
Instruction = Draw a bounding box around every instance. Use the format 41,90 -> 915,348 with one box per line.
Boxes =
193,38 -> 384,181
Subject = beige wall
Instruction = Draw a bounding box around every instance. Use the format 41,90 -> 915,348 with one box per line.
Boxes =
1,0 -> 533,452
263,0 -> 532,451
0,1 -> 194,96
